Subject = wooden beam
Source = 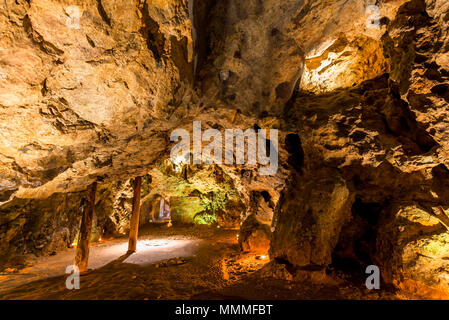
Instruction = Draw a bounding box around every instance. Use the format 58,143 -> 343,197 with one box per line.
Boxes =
74,181 -> 97,273
128,176 -> 142,253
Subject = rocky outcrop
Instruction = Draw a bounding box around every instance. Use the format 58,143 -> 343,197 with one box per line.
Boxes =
0,181 -> 136,266
0,191 -> 84,262
271,170 -> 353,268
376,205 -> 449,299
268,0 -> 449,297
0,0 -> 193,200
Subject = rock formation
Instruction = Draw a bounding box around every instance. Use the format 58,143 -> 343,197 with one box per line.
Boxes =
0,0 -> 448,298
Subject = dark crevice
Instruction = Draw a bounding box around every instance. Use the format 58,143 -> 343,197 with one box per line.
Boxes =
97,0 -> 111,27
139,1 -> 165,65
192,0 -> 220,82
377,89 -> 438,155
330,198 -> 384,284
0,189 -> 16,202
285,133 -> 304,173
431,83 -> 449,101
261,191 -> 271,203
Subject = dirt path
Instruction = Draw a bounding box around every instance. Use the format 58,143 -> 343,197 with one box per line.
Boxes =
0,227 -> 201,295
0,225 -> 397,300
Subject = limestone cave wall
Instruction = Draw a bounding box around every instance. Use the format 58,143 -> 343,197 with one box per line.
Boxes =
0,0 -> 448,298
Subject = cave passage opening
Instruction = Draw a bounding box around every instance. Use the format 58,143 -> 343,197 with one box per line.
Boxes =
151,198 -> 171,223
330,197 -> 383,284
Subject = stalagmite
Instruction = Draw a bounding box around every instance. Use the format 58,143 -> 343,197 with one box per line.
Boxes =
74,182 -> 97,273
128,176 -> 142,253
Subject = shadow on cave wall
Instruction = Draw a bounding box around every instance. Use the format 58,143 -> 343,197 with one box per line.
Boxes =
270,71 -> 446,283
331,198 -> 384,284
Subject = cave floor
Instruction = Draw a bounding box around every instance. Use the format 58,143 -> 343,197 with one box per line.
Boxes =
0,225 -> 397,300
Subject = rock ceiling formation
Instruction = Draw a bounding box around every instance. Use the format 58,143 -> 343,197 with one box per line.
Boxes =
0,0 -> 449,298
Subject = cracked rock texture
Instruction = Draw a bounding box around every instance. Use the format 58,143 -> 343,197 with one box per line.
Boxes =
0,0 -> 449,298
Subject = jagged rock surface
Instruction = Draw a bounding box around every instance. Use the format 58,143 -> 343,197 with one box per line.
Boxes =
0,0 -> 448,298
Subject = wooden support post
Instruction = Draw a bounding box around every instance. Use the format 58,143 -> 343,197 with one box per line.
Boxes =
74,181 -> 97,273
128,176 -> 142,253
